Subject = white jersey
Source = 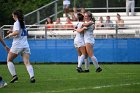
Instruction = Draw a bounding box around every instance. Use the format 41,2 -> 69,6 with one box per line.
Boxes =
74,22 -> 85,48
11,20 -> 29,48
84,22 -> 95,45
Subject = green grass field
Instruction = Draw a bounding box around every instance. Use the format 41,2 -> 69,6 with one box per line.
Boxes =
0,64 -> 140,93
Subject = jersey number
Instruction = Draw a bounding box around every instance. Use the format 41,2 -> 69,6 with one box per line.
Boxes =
21,28 -> 27,36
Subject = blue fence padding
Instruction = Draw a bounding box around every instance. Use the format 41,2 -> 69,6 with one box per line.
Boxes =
0,38 -> 140,63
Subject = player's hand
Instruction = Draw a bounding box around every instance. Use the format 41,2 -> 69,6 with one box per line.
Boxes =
83,27 -> 87,29
5,33 -> 12,39
7,29 -> 13,34
7,31 -> 12,34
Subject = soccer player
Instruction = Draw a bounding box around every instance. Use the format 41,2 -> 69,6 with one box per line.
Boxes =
74,13 -> 88,72
0,35 -> 9,88
83,11 -> 102,72
6,9 -> 35,83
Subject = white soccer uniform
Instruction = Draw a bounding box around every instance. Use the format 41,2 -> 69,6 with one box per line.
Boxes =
74,22 -> 85,48
10,20 -> 30,54
84,23 -> 95,45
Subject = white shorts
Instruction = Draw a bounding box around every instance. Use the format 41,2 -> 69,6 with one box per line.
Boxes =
10,47 -> 31,55
84,37 -> 95,45
74,40 -> 85,48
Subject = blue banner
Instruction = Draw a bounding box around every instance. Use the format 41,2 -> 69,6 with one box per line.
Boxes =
0,38 -> 140,63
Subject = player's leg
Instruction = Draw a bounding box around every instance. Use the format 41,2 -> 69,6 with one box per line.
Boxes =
84,54 -> 90,72
0,76 -> 7,88
76,46 -> 86,72
85,43 -> 102,72
76,47 -> 84,72
7,50 -> 18,83
76,48 -> 82,67
22,48 -> 35,83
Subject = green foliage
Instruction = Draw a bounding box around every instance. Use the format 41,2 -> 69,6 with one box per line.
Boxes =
0,0 -> 51,26
0,0 -> 140,26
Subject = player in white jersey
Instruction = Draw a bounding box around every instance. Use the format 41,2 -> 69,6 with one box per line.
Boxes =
6,9 -> 35,83
83,11 -> 102,72
74,13 -> 88,72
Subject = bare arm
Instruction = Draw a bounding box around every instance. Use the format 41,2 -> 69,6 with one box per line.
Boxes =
0,36 -> 10,52
75,27 -> 87,33
6,30 -> 19,38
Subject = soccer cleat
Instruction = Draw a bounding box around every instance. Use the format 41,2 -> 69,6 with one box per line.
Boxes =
84,69 -> 90,73
76,67 -> 84,73
10,75 -> 18,83
30,77 -> 35,83
0,80 -> 7,88
96,67 -> 102,72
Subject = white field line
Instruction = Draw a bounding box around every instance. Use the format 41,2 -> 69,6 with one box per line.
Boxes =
44,82 -> 140,93
46,78 -> 78,81
116,73 -> 137,75
46,76 -> 118,81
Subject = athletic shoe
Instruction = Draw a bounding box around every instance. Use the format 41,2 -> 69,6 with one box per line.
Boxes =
96,67 -> 102,72
84,69 -> 90,73
0,80 -> 7,88
30,77 -> 35,83
10,75 -> 18,83
76,67 -> 83,73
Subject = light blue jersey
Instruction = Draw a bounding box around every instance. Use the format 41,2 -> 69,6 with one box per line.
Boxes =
84,24 -> 95,45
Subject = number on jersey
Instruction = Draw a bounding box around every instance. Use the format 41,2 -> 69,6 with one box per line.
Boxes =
21,28 -> 28,36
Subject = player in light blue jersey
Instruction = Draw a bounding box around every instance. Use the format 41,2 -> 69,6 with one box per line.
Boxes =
6,9 -> 35,83
83,11 -> 102,72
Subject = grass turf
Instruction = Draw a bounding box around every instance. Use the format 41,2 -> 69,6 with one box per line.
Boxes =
0,64 -> 140,93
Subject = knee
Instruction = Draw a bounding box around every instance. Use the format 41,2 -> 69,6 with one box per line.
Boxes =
7,57 -> 13,62
24,60 -> 30,65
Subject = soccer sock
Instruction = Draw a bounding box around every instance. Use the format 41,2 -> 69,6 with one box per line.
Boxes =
78,55 -> 85,67
91,56 -> 100,69
84,59 -> 90,70
26,65 -> 34,78
77,56 -> 80,67
7,62 -> 16,76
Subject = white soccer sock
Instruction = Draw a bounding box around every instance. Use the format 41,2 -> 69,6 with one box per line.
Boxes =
78,55 -> 85,67
7,62 -> 16,76
91,56 -> 100,69
84,59 -> 90,70
77,56 -> 80,67
26,65 -> 34,78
